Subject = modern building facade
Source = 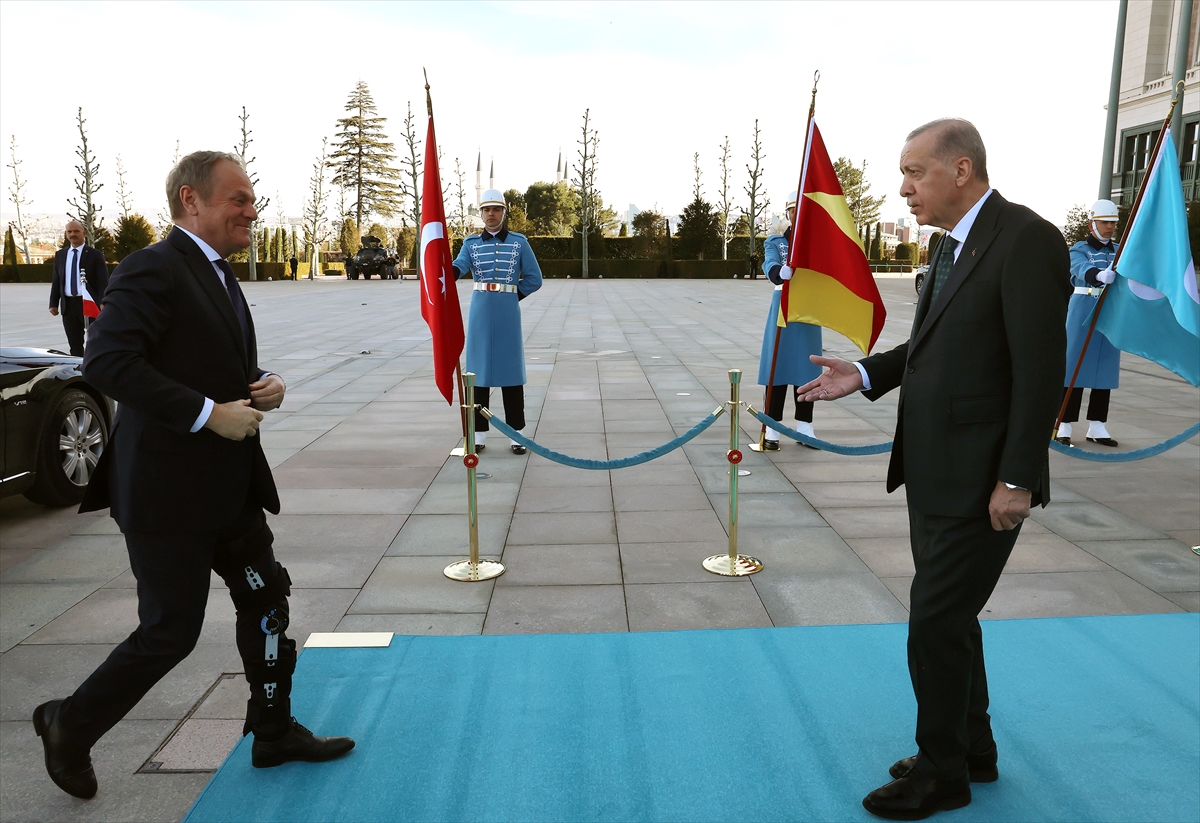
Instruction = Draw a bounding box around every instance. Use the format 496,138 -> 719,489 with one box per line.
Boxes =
1109,0 -> 1199,205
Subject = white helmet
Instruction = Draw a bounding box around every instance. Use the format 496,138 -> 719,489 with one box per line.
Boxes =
785,191 -> 798,210
1090,199 -> 1119,222
480,189 -> 506,209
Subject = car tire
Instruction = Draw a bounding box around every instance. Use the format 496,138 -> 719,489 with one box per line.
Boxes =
914,272 -> 926,296
25,389 -> 108,507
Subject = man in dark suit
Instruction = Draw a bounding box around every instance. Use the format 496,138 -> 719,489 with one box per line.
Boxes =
797,119 -> 1069,820
33,151 -> 353,800
48,220 -> 108,356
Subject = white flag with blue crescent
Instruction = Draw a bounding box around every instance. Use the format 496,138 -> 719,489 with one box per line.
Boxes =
1094,132 -> 1200,387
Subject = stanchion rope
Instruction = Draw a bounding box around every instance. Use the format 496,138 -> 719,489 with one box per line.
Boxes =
750,409 -> 1198,462
1048,421 -> 1200,462
483,407 -> 725,470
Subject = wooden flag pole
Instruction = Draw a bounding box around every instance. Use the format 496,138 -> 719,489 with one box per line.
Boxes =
759,70 -> 820,450
1054,81 -> 1184,437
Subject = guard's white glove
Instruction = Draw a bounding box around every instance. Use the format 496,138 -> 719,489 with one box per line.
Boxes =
1096,268 -> 1116,285
779,265 -> 794,281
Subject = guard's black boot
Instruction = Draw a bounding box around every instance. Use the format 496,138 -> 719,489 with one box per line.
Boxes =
33,700 -> 97,799
251,718 -> 355,768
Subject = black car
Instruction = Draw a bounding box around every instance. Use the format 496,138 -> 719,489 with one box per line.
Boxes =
1,347 -> 114,506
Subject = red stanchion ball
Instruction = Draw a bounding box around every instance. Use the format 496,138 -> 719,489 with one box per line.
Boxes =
463,454 -> 479,468
728,449 -> 743,464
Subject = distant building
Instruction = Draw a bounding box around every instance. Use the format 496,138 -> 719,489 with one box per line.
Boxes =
1107,0 -> 1198,205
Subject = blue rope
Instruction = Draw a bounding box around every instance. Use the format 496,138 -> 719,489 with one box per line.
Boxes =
484,408 -> 725,470
750,410 -> 893,455
1049,421 -> 1200,462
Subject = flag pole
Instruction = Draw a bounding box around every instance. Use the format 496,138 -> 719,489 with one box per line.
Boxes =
1054,80 -> 1184,437
758,70 -> 819,451
425,68 -> 470,443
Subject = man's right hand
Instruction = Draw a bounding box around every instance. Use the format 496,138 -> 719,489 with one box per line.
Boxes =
49,307 -> 59,316
204,399 -> 263,441
796,355 -> 865,402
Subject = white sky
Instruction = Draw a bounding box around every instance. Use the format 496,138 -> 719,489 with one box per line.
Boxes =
1,0 -> 1118,230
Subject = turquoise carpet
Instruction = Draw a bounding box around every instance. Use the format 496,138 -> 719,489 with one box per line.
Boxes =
185,614 -> 1199,822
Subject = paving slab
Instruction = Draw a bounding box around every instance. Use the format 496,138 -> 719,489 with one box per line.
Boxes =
494,544 -> 622,586
482,584 -> 628,634
625,580 -> 772,631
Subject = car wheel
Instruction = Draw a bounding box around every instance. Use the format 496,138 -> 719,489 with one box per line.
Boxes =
25,390 -> 108,507
914,272 -> 925,296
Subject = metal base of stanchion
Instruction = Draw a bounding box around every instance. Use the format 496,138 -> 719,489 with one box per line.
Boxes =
443,559 -> 505,581
727,468 -> 751,477
702,553 -> 764,576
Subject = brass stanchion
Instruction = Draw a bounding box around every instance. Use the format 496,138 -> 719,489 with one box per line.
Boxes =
444,372 -> 505,582
704,369 -> 763,576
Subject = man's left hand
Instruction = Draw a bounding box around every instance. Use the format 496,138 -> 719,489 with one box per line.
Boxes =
989,481 -> 1031,531
249,373 -> 285,411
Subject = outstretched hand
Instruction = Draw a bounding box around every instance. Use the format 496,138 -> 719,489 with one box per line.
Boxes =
795,355 -> 864,403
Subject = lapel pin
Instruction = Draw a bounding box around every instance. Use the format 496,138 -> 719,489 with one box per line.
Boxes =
971,249 -> 976,256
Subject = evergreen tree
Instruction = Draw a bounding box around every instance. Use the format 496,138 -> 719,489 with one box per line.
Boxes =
91,222 -> 116,262
869,222 -> 882,261
328,81 -> 401,232
833,157 -> 884,235
676,196 -> 721,260
3,225 -> 21,265
113,214 -> 157,261
339,217 -> 360,258
260,226 -> 269,262
290,227 -> 299,260
1063,204 -> 1091,244
366,222 -> 389,247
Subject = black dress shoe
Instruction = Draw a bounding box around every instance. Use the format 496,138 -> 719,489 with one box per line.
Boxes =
762,439 -> 779,451
1086,436 -> 1119,447
511,444 -> 527,455
1054,436 -> 1072,446
33,699 -> 97,799
863,770 -> 971,820
475,443 -> 486,453
890,751 -> 998,783
251,719 -> 355,768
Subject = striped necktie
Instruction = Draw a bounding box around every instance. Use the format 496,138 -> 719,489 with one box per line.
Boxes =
930,236 -> 959,300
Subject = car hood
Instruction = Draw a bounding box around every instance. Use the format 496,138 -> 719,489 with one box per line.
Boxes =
0,347 -> 81,368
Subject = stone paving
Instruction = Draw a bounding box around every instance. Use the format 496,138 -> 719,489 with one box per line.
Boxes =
1,276 -> 1197,822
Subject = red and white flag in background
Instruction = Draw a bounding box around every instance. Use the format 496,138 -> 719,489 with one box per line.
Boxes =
81,278 -> 100,318
418,112 -> 465,404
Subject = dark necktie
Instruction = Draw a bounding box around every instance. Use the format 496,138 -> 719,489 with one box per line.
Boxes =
215,259 -> 249,346
930,235 -> 959,301
70,248 -> 80,297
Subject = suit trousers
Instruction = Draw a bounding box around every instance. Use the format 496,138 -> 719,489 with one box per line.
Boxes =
60,296 -> 85,357
56,502 -> 293,749
1061,386 -> 1109,423
473,385 -> 525,433
907,507 -> 1019,779
766,385 -> 814,424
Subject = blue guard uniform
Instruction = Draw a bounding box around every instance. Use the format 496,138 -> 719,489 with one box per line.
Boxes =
452,206 -> 542,449
1060,200 -> 1122,447
758,227 -> 822,444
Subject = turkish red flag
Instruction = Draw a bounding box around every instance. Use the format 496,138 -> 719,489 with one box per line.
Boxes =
419,114 -> 464,404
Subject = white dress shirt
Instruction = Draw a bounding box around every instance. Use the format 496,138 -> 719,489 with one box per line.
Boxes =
64,243 -> 85,297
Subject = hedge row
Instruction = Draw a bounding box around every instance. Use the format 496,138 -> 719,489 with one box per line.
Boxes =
449,234 -> 769,262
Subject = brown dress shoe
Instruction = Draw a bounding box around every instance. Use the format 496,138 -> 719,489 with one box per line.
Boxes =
33,700 -> 97,799
863,770 -> 971,820
251,718 -> 355,768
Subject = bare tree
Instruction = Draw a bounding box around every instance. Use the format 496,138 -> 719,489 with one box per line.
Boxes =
234,106 -> 270,280
398,101 -> 422,230
115,155 -> 134,220
157,140 -> 182,239
692,152 -> 703,201
452,157 -> 468,239
301,138 -> 331,279
67,107 -> 103,246
743,119 -> 770,270
716,136 -> 733,260
6,136 -> 33,264
571,108 -> 600,279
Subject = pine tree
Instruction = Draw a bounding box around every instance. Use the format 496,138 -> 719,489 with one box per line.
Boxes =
113,214 -> 157,261
328,81 -> 401,232
3,226 -> 21,265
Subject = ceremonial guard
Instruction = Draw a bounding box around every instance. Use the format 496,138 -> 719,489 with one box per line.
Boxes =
1059,199 -> 1121,447
453,189 -> 542,454
758,192 -> 822,449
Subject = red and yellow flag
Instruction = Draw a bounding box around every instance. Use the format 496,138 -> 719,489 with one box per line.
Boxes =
783,119 -> 885,355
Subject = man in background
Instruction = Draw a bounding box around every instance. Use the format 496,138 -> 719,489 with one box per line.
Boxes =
48,220 -> 108,356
